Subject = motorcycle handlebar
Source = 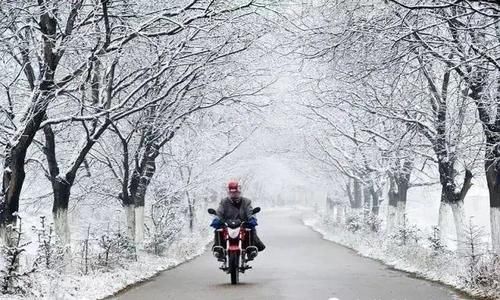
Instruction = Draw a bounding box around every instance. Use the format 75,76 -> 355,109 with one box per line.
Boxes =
207,206 -> 261,215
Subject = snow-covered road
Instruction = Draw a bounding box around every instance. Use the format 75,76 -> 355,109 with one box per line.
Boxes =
111,209 -> 470,300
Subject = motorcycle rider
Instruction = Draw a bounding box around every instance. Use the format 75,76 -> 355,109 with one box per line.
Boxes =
211,180 -> 265,260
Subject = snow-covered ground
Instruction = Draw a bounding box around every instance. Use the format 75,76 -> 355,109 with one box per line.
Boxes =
0,231 -> 211,300
0,191 -> 214,300
302,208 -> 499,299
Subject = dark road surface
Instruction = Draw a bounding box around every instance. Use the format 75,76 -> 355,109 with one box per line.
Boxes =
113,210 -> 471,300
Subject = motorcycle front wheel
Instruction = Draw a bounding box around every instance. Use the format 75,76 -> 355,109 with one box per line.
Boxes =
229,252 -> 240,284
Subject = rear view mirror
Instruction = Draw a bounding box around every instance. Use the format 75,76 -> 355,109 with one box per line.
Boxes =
252,207 -> 261,214
208,208 -> 217,215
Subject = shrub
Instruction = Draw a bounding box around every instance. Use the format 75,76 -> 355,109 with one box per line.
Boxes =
389,214 -> 420,246
427,226 -> 446,255
364,213 -> 382,233
345,212 -> 363,233
144,193 -> 185,255
97,229 -> 135,269
32,216 -> 64,270
1,215 -> 35,295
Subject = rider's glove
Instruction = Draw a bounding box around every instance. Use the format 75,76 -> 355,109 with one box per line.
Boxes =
245,217 -> 258,229
210,217 -> 224,229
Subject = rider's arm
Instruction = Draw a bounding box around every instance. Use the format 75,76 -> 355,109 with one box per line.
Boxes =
244,198 -> 253,221
216,199 -> 225,222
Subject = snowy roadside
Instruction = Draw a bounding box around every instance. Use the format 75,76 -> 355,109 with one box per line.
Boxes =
301,211 -> 497,300
0,233 -> 211,300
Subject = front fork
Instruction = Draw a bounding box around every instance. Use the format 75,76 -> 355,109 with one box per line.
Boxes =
241,228 -> 254,271
218,228 -> 253,272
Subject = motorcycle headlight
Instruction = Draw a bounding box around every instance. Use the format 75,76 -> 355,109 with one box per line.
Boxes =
227,228 -> 240,239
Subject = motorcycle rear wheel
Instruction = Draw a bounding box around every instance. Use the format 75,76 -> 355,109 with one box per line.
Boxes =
229,252 -> 240,284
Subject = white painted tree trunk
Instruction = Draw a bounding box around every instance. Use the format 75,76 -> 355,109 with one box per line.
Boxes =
135,206 -> 144,245
438,201 -> 449,245
126,205 -> 135,242
336,206 -> 344,224
0,227 -> 6,246
386,205 -> 397,232
491,207 -> 500,254
0,225 -> 13,246
53,208 -> 71,248
395,201 -> 406,227
331,204 -> 337,222
451,201 -> 466,254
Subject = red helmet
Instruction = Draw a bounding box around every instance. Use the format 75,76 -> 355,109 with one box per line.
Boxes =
227,180 -> 240,192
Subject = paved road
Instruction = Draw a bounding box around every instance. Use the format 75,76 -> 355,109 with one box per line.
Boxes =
113,210 -> 471,300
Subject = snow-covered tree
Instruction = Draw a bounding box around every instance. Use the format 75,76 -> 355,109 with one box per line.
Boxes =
389,0 -> 500,255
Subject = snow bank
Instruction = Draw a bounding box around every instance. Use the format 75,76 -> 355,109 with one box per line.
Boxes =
0,232 -> 211,300
302,211 -> 499,299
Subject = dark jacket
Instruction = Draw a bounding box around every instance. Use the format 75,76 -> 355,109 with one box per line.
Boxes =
216,197 -> 253,222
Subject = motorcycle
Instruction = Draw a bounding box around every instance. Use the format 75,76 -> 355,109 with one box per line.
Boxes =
207,207 -> 261,284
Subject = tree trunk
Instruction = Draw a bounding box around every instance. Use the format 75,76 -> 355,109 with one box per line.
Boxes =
188,203 -> 194,233
468,58 -> 500,253
186,190 -> 194,233
52,179 -> 73,247
423,61 -> 470,252
352,179 -> 362,209
387,176 -> 398,232
114,124 -> 136,242
129,150 -> 157,245
132,175 -> 149,245
363,186 -> 371,218
125,204 -> 135,241
396,174 -> 409,227
0,4 -> 69,243
326,196 -> 334,214
0,92 -> 50,241
369,186 -> 379,215
491,206 -> 500,254
132,189 -> 147,245
451,200 -> 466,254
396,200 -> 406,228
346,183 -> 354,208
135,204 -> 145,245
438,167 -> 472,251
119,192 -> 135,242
0,149 -> 25,242
336,205 -> 344,224
42,101 -> 114,247
462,55 -> 500,253
485,138 -> 500,253
438,200 -> 451,244
386,205 -> 397,232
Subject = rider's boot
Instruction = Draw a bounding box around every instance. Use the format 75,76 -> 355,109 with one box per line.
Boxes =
212,246 -> 226,262
251,229 -> 266,252
246,247 -> 258,261
213,231 -> 226,261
